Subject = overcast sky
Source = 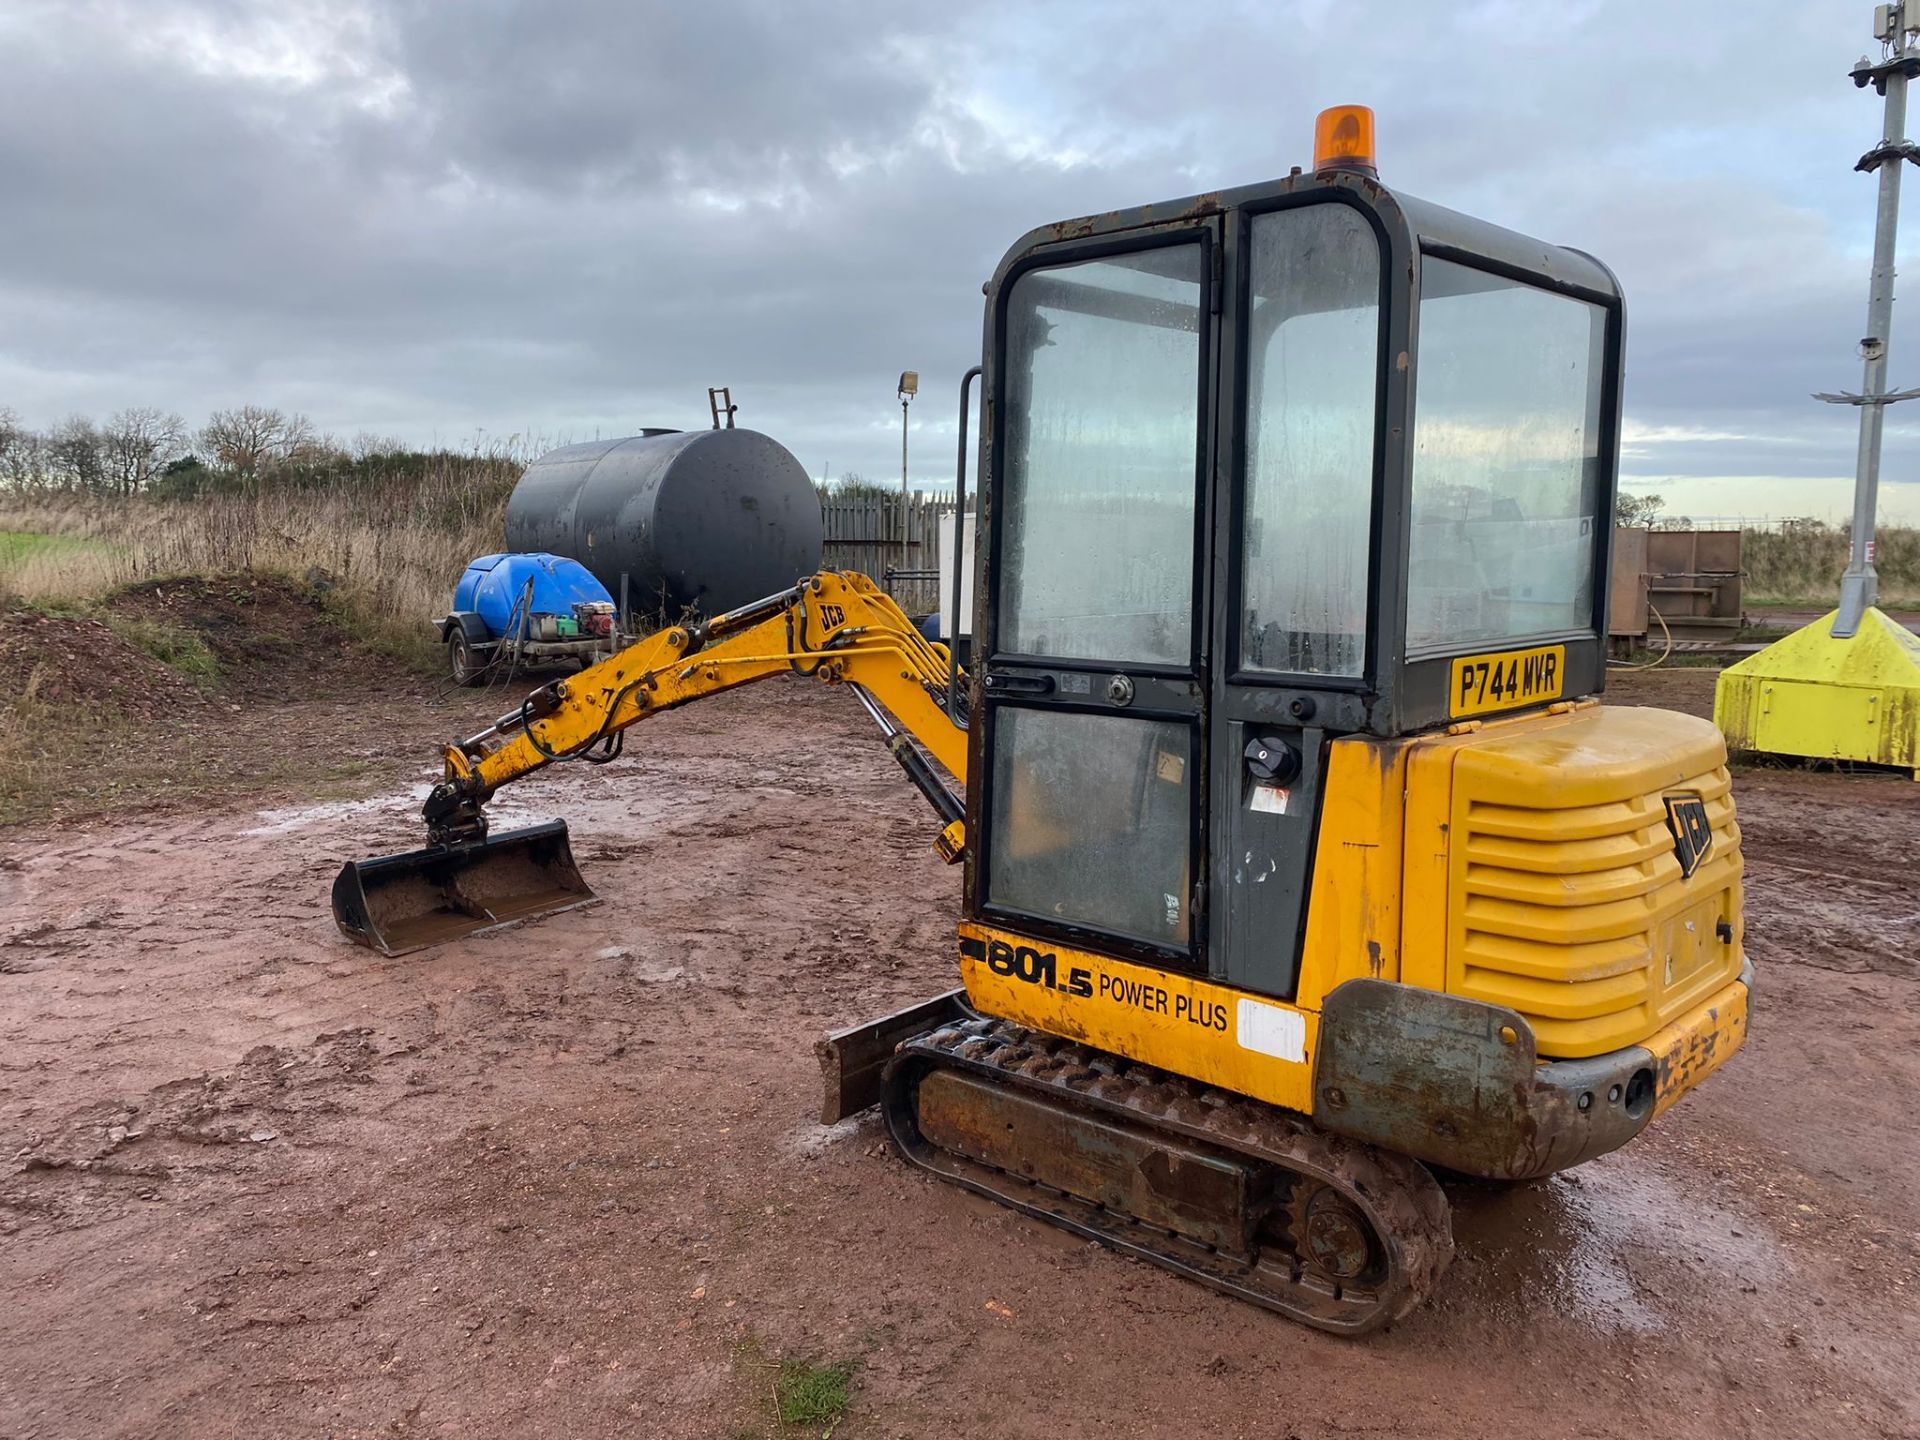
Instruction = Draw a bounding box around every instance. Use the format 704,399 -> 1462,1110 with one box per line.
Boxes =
3,0 -> 1918,521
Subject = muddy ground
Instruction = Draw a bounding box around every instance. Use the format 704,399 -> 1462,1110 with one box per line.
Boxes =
2,639 -> 1918,1439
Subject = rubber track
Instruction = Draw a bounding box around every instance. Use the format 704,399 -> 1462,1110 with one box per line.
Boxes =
883,1016 -> 1453,1335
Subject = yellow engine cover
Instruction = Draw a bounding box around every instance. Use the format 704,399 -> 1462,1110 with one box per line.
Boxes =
1395,702 -> 1744,1057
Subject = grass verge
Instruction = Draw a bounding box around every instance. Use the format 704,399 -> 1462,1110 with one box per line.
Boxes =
0,674 -> 396,828
0,530 -> 100,562
0,571 -> 443,827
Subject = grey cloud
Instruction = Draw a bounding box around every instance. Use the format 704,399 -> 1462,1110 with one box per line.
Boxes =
0,0 -> 1913,501
382,1 -> 946,193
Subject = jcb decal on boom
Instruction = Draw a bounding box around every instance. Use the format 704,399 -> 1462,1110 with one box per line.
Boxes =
818,603 -> 847,629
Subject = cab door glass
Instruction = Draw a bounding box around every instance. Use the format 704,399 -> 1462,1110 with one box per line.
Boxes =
1408,259 -> 1605,652
987,707 -> 1193,947
999,245 -> 1204,666
1241,206 -> 1380,678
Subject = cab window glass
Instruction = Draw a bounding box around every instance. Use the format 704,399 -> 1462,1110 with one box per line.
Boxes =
1000,245 -> 1203,666
986,708 -> 1192,948
1407,259 -> 1604,653
1241,206 -> 1380,677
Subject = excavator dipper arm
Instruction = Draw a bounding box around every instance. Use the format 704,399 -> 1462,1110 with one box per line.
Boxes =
432,570 -> 966,839
332,572 -> 967,954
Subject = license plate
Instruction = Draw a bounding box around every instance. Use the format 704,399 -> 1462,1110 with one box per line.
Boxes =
1449,644 -> 1565,718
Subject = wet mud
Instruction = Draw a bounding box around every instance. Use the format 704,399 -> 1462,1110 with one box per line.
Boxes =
2,674 -> 1917,1438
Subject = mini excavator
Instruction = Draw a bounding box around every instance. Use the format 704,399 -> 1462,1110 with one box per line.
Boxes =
334,109 -> 1751,1334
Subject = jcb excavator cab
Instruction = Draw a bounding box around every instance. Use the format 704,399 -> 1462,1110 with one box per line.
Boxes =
966,130 -> 1625,991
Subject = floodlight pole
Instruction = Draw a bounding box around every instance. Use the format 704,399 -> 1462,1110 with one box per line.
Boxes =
900,393 -> 911,575
897,370 -> 919,581
1827,4 -> 1920,636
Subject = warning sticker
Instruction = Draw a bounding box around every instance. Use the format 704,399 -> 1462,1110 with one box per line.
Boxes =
1249,784 -> 1290,815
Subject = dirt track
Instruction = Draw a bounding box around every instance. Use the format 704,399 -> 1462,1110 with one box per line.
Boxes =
3,669 -> 1919,1439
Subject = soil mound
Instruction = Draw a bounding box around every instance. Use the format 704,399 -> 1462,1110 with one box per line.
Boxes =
0,607 -> 209,724
106,574 -> 385,701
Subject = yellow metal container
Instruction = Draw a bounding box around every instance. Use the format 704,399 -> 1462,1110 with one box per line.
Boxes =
1714,608 -> 1920,777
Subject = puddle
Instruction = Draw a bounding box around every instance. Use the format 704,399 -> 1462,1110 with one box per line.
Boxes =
595,948 -> 688,983
497,786 -> 710,837
1445,1154 -> 1786,1334
244,784 -> 434,837
243,771 -> 718,841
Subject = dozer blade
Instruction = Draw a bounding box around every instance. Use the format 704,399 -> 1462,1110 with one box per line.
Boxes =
331,819 -> 599,955
815,988 -> 971,1124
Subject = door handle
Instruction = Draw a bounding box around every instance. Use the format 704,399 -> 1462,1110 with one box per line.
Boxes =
984,672 -> 1056,697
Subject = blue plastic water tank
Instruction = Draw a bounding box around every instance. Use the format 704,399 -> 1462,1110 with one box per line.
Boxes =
454,553 -> 614,639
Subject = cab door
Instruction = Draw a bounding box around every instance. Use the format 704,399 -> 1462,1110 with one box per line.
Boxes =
976,221 -> 1218,969
1208,199 -> 1388,999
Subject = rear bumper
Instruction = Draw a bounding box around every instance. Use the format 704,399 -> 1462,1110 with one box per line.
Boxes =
1643,960 -> 1753,1119
1313,962 -> 1752,1181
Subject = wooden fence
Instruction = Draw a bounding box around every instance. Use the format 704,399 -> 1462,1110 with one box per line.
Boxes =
820,493 -> 955,614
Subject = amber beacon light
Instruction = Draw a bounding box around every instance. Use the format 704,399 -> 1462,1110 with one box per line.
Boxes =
1313,104 -> 1378,177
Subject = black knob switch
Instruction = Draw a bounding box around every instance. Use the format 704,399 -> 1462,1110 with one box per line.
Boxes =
1244,735 -> 1301,785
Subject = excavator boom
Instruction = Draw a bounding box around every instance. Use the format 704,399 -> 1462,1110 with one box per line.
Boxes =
332,572 -> 965,954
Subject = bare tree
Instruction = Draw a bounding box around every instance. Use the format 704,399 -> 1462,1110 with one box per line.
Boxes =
0,408 -> 39,491
200,405 -> 316,483
46,415 -> 107,494
1614,492 -> 1666,528
351,430 -> 406,460
103,407 -> 186,496
286,429 -> 347,469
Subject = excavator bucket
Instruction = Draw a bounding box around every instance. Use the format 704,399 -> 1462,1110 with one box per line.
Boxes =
330,820 -> 598,955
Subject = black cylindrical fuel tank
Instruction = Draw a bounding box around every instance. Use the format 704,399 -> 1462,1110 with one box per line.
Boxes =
505,429 -> 825,616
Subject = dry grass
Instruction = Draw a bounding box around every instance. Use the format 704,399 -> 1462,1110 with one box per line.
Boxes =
0,692 -> 164,828
1741,522 -> 1920,607
0,683 -> 87,826
7,477 -> 1917,666
0,455 -> 518,665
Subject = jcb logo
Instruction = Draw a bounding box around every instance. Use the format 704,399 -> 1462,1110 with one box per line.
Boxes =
1664,794 -> 1712,879
819,603 -> 847,629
